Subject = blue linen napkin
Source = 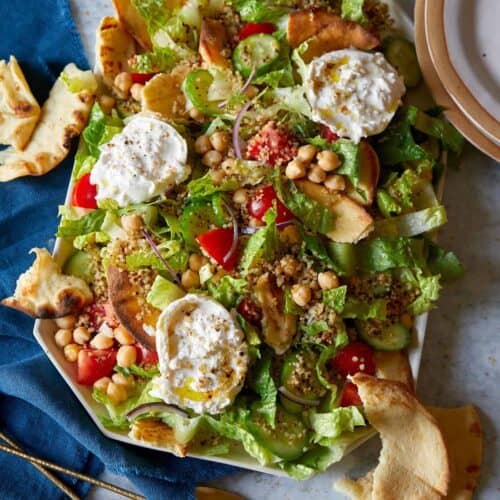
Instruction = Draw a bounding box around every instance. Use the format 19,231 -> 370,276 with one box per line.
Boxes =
0,1 -> 235,498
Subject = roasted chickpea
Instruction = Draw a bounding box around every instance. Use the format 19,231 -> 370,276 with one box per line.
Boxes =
232,188 -> 248,204
317,271 -> 339,290
194,135 -> 212,154
63,344 -> 81,363
54,329 -> 73,348
189,107 -> 205,122
317,150 -> 340,172
112,372 -> 134,388
210,131 -> 230,153
113,325 -> 134,345
130,83 -> 144,102
121,214 -> 143,234
98,95 -> 115,114
308,165 -> 327,183
291,284 -> 312,307
202,150 -> 223,168
116,345 -> 137,368
182,269 -> 200,289
189,254 -> 208,272
280,224 -> 301,245
296,144 -> 317,163
93,376 -> 111,392
280,256 -> 300,276
106,382 -> 128,405
90,332 -> 114,350
324,174 -> 346,191
285,160 -> 306,180
55,315 -> 76,330
114,72 -> 133,95
73,326 -> 91,345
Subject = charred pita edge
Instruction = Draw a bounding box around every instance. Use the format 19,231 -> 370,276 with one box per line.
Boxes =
287,8 -> 341,48
112,0 -> 152,50
199,18 -> 229,67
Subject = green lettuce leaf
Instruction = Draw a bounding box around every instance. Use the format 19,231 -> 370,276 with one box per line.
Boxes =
207,276 -> 247,309
82,103 -> 123,158
311,406 -> 366,442
406,273 -> 441,315
322,286 -> 348,313
376,189 -> 402,218
115,364 -> 159,379
130,47 -> 180,73
187,172 -> 238,199
357,237 -> 418,272
427,244 -> 464,281
251,350 -> 278,427
300,320 -> 329,336
341,0 -> 366,23
300,228 -> 340,272
146,275 -> 185,309
231,0 -> 293,22
284,287 -> 302,315
342,298 -> 387,320
57,209 -> 106,238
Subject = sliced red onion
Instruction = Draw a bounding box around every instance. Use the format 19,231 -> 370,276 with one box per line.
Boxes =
278,386 -> 320,407
141,228 -> 181,285
276,221 -> 293,230
126,402 -> 188,421
222,201 -> 239,265
233,101 -> 253,160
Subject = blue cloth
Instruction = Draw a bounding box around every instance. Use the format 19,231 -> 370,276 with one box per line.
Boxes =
0,2 -> 236,499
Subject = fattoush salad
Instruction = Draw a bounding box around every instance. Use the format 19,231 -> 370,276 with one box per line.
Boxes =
2,0 -> 467,478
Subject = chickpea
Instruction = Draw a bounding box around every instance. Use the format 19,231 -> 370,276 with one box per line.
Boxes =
280,256 -> 300,277
317,150 -> 340,172
181,269 -> 200,289
114,72 -> 133,95
112,372 -> 134,388
93,376 -> 111,392
202,150 -> 223,168
401,313 -> 413,329
189,107 -> 205,122
55,315 -> 76,330
54,328 -> 73,348
64,344 -> 81,363
318,271 -> 339,290
232,188 -> 248,204
130,83 -> 144,102
280,224 -> 301,245
248,217 -> 263,228
297,144 -> 317,164
90,332 -> 114,350
113,324 -> 134,345
116,345 -> 137,368
209,131 -> 230,153
106,382 -> 128,405
221,158 -> 235,173
121,214 -> 143,234
291,284 -> 312,307
285,160 -> 306,180
73,326 -> 91,345
209,169 -> 225,185
243,85 -> 258,99
98,95 -> 115,114
324,174 -> 346,191
194,135 -> 212,155
189,253 -> 208,272
308,165 -> 327,184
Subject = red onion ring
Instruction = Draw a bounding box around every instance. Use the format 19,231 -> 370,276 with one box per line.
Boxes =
232,101 -> 253,160
278,386 -> 320,407
141,228 -> 181,285
222,201 -> 239,265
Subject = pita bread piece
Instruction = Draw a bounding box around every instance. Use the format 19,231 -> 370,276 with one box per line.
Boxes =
0,56 -> 40,150
95,16 -> 135,89
199,18 -> 229,67
0,63 -> 96,182
112,0 -> 152,50
2,248 -> 93,318
374,350 -> 414,393
287,8 -> 341,48
427,405 -> 483,499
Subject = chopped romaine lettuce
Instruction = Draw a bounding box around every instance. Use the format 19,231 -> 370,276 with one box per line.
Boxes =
376,189 -> 402,218
300,228 -> 340,272
187,172 -> 238,199
251,350 -> 278,427
130,47 -> 180,73
342,298 -> 387,320
300,320 -> 329,336
115,364 -> 159,379
57,209 -> 106,238
146,275 -> 185,309
322,286 -> 348,313
284,287 -> 302,315
310,406 -> 366,442
427,244 -> 464,281
405,271 -> 441,315
207,276 -> 247,308
357,237 -> 415,272
82,103 -> 123,158
341,0 -> 366,23
231,0 -> 293,23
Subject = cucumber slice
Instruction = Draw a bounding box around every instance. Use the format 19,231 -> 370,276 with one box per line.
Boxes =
233,34 -> 281,78
327,242 -> 357,276
383,37 -> 422,88
246,406 -> 309,461
355,320 -> 411,351
183,69 -> 221,116
63,251 -> 95,283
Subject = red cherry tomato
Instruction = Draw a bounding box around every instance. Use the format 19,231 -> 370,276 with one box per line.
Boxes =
329,342 -> 376,378
238,22 -> 276,41
247,185 -> 294,224
77,349 -> 117,386
340,381 -> 363,407
320,124 -> 339,143
237,298 -> 262,327
196,227 -> 239,271
130,72 -> 157,84
72,173 -> 97,209
137,345 -> 159,366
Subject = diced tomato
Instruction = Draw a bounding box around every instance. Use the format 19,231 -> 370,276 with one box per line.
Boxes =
320,124 -> 340,143
130,72 -> 157,84
71,173 -> 98,209
84,303 -> 106,331
137,345 -> 159,366
238,22 -> 276,41
196,227 -> 239,271
77,349 -> 117,386
329,342 -> 376,378
247,185 -> 294,224
103,302 -> 119,329
237,298 -> 262,327
246,121 -> 298,167
340,381 -> 363,407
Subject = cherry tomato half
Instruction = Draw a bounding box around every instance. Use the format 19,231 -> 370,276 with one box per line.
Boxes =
340,381 -> 363,407
320,124 -> 340,144
77,349 -> 116,386
71,173 -> 97,209
329,342 -> 376,378
130,72 -> 157,84
196,227 -> 239,271
137,345 -> 159,366
238,23 -> 275,41
247,185 -> 294,224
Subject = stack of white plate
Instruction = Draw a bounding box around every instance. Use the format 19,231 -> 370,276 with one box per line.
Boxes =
415,0 -> 500,161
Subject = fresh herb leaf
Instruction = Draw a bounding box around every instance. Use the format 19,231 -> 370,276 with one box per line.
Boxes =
322,286 -> 348,313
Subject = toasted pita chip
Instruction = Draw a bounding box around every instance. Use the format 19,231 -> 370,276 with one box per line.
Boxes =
374,350 -> 414,393
0,56 -> 40,150
0,64 -> 95,182
299,16 -> 380,63
427,405 -> 483,499
106,264 -> 158,351
112,0 -> 152,50
287,8 -> 340,48
1,248 -> 93,318
335,470 -> 374,500
95,16 -> 135,89
353,374 -> 449,497
199,18 -> 229,67
129,418 -> 187,456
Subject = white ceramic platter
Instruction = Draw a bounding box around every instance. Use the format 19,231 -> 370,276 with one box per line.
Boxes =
33,1 -> 428,478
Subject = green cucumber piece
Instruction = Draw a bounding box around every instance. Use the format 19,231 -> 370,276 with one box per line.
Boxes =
383,37 -> 422,88
327,242 -> 357,277
355,320 -> 411,351
183,69 -> 221,116
233,34 -> 281,78
246,406 -> 309,460
63,251 -> 95,283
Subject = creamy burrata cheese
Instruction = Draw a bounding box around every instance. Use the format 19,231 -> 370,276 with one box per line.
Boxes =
305,49 -> 405,143
90,114 -> 189,207
150,294 -> 248,415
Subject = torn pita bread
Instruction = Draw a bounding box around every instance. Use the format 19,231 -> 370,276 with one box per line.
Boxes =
129,418 -> 187,457
2,248 -> 93,318
199,18 -> 229,67
335,470 -> 374,500
427,405 -> 483,499
95,16 -> 135,89
112,0 -> 152,50
287,8 -> 341,48
374,350 -> 414,393
106,264 -> 158,351
0,56 -> 40,150
0,64 -> 95,182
